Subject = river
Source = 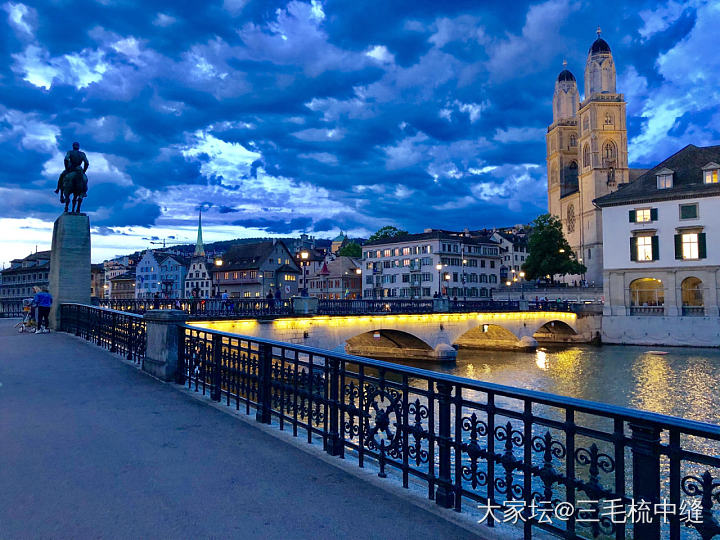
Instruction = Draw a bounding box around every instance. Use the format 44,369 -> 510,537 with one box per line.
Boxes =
396,344 -> 720,424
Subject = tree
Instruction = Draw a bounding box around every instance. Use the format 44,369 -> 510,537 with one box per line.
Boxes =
522,214 -> 586,283
368,226 -> 408,242
337,242 -> 361,258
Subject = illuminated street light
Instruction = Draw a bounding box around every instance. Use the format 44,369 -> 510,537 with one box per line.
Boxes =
300,251 -> 309,260
214,258 -> 223,266
559,249 -> 565,253
436,263 -> 443,297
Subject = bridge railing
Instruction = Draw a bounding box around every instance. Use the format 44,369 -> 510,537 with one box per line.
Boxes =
60,303 -> 145,363
97,298 -> 292,318
0,299 -> 24,318
97,297 -> 576,318
179,323 -> 720,540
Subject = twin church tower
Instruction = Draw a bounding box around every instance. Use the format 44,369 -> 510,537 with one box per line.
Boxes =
546,29 -> 633,285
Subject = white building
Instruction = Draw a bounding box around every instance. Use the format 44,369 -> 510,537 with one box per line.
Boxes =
135,251 -> 161,299
361,230 -> 501,299
595,144 -> 720,345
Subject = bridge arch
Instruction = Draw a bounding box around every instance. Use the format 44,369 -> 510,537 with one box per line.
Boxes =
454,323 -> 523,351
344,329 -> 435,360
532,320 -> 577,343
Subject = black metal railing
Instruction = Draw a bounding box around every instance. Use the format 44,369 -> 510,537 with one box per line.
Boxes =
449,299 -> 520,312
317,299 -> 436,314
0,299 -> 24,318
60,303 -> 145,363
98,298 -> 292,318
682,306 -> 705,317
180,325 -> 720,540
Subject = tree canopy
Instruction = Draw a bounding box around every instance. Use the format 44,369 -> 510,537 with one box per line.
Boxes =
337,242 -> 361,258
521,214 -> 586,282
368,225 -> 408,242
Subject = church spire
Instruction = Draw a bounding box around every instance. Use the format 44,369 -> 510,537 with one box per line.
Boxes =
193,210 -> 205,258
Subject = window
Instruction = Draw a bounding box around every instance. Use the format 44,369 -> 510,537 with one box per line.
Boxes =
656,168 -> 674,189
705,170 -> 719,184
679,204 -> 698,220
633,235 -> 655,261
657,175 -> 672,189
631,208 -> 656,223
583,144 -> 591,168
682,233 -> 699,259
602,141 -> 616,161
285,274 -> 296,281
569,134 -> 577,147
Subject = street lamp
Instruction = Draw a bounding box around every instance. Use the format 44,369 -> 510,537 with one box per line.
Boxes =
519,271 -> 526,300
444,273 -> 451,299
436,263 -> 443,297
506,280 -> 512,302
214,258 -> 223,266
462,258 -> 467,301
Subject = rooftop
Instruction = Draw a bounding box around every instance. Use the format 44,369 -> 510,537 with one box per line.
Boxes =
595,144 -> 720,207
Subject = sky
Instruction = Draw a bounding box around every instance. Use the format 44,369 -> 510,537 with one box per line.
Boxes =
1,0 -> 719,267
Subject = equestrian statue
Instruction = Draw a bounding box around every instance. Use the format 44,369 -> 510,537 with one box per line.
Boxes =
54,142 -> 89,213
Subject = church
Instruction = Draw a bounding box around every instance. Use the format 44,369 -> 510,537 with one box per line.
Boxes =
546,30 -> 647,285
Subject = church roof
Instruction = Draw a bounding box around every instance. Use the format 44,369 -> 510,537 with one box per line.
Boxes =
594,144 -> 720,207
557,69 -> 575,82
589,37 -> 611,55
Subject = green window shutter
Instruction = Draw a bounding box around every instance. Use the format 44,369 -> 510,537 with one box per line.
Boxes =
630,237 -> 637,261
629,210 -> 636,223
651,236 -> 659,261
674,234 -> 682,259
699,233 -> 707,259
650,208 -> 658,221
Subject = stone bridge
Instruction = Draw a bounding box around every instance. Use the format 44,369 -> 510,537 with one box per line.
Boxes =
191,311 -> 581,361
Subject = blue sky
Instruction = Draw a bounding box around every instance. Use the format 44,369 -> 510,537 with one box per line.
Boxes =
1,0 -> 719,266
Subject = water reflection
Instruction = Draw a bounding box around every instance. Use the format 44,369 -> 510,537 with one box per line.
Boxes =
398,345 -> 720,424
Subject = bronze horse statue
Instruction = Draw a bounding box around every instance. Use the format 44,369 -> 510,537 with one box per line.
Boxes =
55,142 -> 89,213
59,169 -> 87,213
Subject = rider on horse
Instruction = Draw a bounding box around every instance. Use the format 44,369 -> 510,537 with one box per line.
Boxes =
55,142 -> 89,203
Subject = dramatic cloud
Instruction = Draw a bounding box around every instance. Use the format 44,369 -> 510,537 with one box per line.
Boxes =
0,0 -> 717,267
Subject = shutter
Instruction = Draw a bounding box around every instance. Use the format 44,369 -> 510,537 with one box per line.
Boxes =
674,234 -> 682,260
630,237 -> 637,261
629,210 -> 636,223
699,233 -> 707,259
650,208 -> 658,221
651,236 -> 659,261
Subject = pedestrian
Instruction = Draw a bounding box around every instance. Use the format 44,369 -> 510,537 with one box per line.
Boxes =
153,291 -> 160,309
266,289 -> 275,310
275,288 -> 282,301
33,286 -> 52,333
221,290 -> 229,312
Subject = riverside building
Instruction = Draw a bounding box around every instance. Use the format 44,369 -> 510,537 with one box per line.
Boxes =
361,230 -> 501,299
595,144 -> 720,345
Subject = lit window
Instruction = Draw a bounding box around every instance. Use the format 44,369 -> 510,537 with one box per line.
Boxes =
383,249 -> 391,257
682,233 -> 699,259
704,170 -> 718,184
656,168 -> 674,189
636,209 -> 651,222
637,236 -> 653,261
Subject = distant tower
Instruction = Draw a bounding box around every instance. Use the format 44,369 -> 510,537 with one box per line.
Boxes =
193,210 -> 205,258
547,59 -> 580,219
576,27 -> 629,284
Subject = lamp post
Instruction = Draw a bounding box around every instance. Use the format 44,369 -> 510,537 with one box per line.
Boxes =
444,273 -> 451,299
506,280 -> 512,302
436,263 -> 443,297
462,258 -> 467,301
519,271 -> 526,300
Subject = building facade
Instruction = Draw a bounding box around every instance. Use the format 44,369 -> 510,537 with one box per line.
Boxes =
595,144 -> 720,345
91,263 -> 105,299
135,250 -> 162,299
212,240 -> 300,298
361,231 -> 501,299
159,254 -> 188,299
0,251 -> 51,303
307,257 -> 362,299
109,270 -> 136,299
294,247 -> 326,296
547,30 -> 646,285
185,212 -> 213,298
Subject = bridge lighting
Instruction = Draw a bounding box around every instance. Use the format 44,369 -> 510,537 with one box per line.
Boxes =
482,324 -> 489,333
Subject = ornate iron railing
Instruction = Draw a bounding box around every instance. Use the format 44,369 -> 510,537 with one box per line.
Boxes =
60,303 -> 145,363
317,299 -> 436,314
180,325 -> 720,540
98,298 -> 292,318
630,306 -> 665,316
0,299 -> 24,318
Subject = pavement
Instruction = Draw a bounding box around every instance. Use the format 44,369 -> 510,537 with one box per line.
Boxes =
0,320 -> 482,539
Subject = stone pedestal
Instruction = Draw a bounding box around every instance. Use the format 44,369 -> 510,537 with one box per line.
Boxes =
143,310 -> 187,381
49,213 -> 91,330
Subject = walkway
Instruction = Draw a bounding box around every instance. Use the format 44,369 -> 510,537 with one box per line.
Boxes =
0,321 -> 480,539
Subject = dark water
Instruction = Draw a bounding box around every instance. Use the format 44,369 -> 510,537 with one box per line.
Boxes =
398,345 -> 720,425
